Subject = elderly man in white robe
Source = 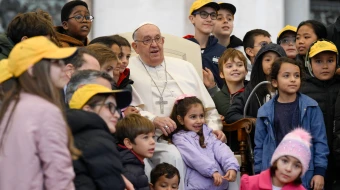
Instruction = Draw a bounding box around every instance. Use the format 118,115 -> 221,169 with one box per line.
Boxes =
129,23 -> 225,190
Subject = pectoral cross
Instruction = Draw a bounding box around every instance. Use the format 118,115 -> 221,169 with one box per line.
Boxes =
155,97 -> 168,114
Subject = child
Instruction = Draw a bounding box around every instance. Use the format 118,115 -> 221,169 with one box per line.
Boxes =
115,114 -> 156,190
0,59 -> 13,101
226,43 -> 286,124
56,0 -> 93,47
68,83 -> 132,189
212,2 -> 242,49
254,57 -> 329,189
242,128 -> 311,190
0,36 -> 77,189
295,20 -> 327,72
243,29 -> 272,65
185,0 -> 226,89
277,25 -> 298,59
300,39 -> 340,189
170,95 -> 239,190
150,163 -> 180,190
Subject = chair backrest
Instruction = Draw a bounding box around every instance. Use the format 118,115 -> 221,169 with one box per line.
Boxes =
119,32 -> 203,80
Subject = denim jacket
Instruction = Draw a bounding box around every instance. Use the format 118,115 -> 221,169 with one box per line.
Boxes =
254,93 -> 329,189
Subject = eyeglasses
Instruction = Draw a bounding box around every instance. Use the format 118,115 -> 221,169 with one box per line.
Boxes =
192,11 -> 217,20
135,35 -> 163,45
279,37 -> 296,45
68,15 -> 94,22
95,102 -> 118,114
253,41 -> 270,48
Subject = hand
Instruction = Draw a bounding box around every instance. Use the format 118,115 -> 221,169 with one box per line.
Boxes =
220,115 -> 225,121
222,170 -> 237,182
122,174 -> 134,190
123,106 -> 140,116
203,67 -> 216,89
310,175 -> 324,190
153,116 -> 177,136
213,130 -> 227,142
212,172 -> 223,186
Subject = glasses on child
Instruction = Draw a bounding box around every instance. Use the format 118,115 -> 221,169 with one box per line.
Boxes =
95,102 -> 118,114
68,15 -> 94,22
279,37 -> 296,45
253,41 -> 270,48
135,35 -> 164,45
192,11 -> 217,20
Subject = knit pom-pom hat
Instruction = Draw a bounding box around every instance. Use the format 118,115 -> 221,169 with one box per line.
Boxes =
270,128 -> 312,176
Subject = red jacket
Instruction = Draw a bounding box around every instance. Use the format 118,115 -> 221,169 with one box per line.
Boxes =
240,169 -> 305,190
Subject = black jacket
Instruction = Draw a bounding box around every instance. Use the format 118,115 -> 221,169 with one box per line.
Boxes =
334,89 -> 340,178
227,35 -> 243,48
186,35 -> 226,88
327,16 -> 340,55
117,145 -> 150,190
0,33 -> 13,60
66,109 -> 125,190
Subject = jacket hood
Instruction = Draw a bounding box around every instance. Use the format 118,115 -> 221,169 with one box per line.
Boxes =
0,34 -> 14,59
66,109 -> 110,134
253,43 -> 287,66
55,26 -> 87,47
228,35 -> 243,48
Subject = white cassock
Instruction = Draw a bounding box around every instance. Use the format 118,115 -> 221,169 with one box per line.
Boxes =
129,56 -> 222,190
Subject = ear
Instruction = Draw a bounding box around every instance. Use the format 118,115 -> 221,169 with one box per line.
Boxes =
219,71 -> 225,79
62,21 -> 69,30
189,15 -> 195,24
271,79 -> 278,88
82,105 -> 93,112
64,63 -> 75,79
123,138 -> 133,149
177,115 -> 184,125
149,183 -> 154,190
132,42 -> 138,53
20,36 -> 28,41
245,47 -> 254,58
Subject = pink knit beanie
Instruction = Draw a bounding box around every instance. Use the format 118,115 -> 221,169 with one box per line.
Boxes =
270,128 -> 312,176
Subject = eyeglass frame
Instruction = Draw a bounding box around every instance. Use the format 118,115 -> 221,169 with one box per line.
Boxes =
94,102 -> 118,114
192,11 -> 218,20
253,41 -> 271,48
68,15 -> 94,23
279,37 -> 296,45
134,35 -> 164,45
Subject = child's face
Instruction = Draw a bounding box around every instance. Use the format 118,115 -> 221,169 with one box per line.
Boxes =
150,175 -> 179,190
279,32 -> 297,59
101,60 -> 121,80
249,35 -> 272,61
63,5 -> 92,40
262,52 -> 279,76
92,96 -> 120,133
272,62 -> 301,96
272,156 -> 302,187
132,132 -> 155,159
50,59 -> 67,89
178,103 -> 205,133
296,25 -> 318,56
189,7 -> 216,35
213,9 -> 234,37
220,57 -> 246,83
120,46 -> 131,73
311,51 -> 337,81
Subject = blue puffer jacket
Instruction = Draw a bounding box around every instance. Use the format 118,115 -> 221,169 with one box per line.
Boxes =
254,93 -> 329,189
187,36 -> 226,88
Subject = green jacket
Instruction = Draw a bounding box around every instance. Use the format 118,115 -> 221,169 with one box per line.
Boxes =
0,33 -> 14,60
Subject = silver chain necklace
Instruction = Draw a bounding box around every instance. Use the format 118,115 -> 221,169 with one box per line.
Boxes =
138,56 -> 168,114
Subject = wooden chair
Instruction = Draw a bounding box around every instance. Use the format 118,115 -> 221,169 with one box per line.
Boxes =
222,118 -> 254,175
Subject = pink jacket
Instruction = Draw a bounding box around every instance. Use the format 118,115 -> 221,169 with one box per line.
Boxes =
240,169 -> 306,190
0,92 -> 75,190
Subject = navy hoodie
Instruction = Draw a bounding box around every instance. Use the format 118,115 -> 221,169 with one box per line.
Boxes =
185,35 -> 226,88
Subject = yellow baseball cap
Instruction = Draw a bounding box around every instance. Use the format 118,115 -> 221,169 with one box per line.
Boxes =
8,36 -> 77,77
309,40 -> 338,58
0,59 -> 13,83
69,84 -> 132,110
277,25 -> 297,43
189,0 -> 220,15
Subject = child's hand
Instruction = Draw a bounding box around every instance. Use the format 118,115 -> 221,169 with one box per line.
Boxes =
222,169 -> 237,182
310,175 -> 324,190
212,172 -> 223,186
123,106 -> 140,116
